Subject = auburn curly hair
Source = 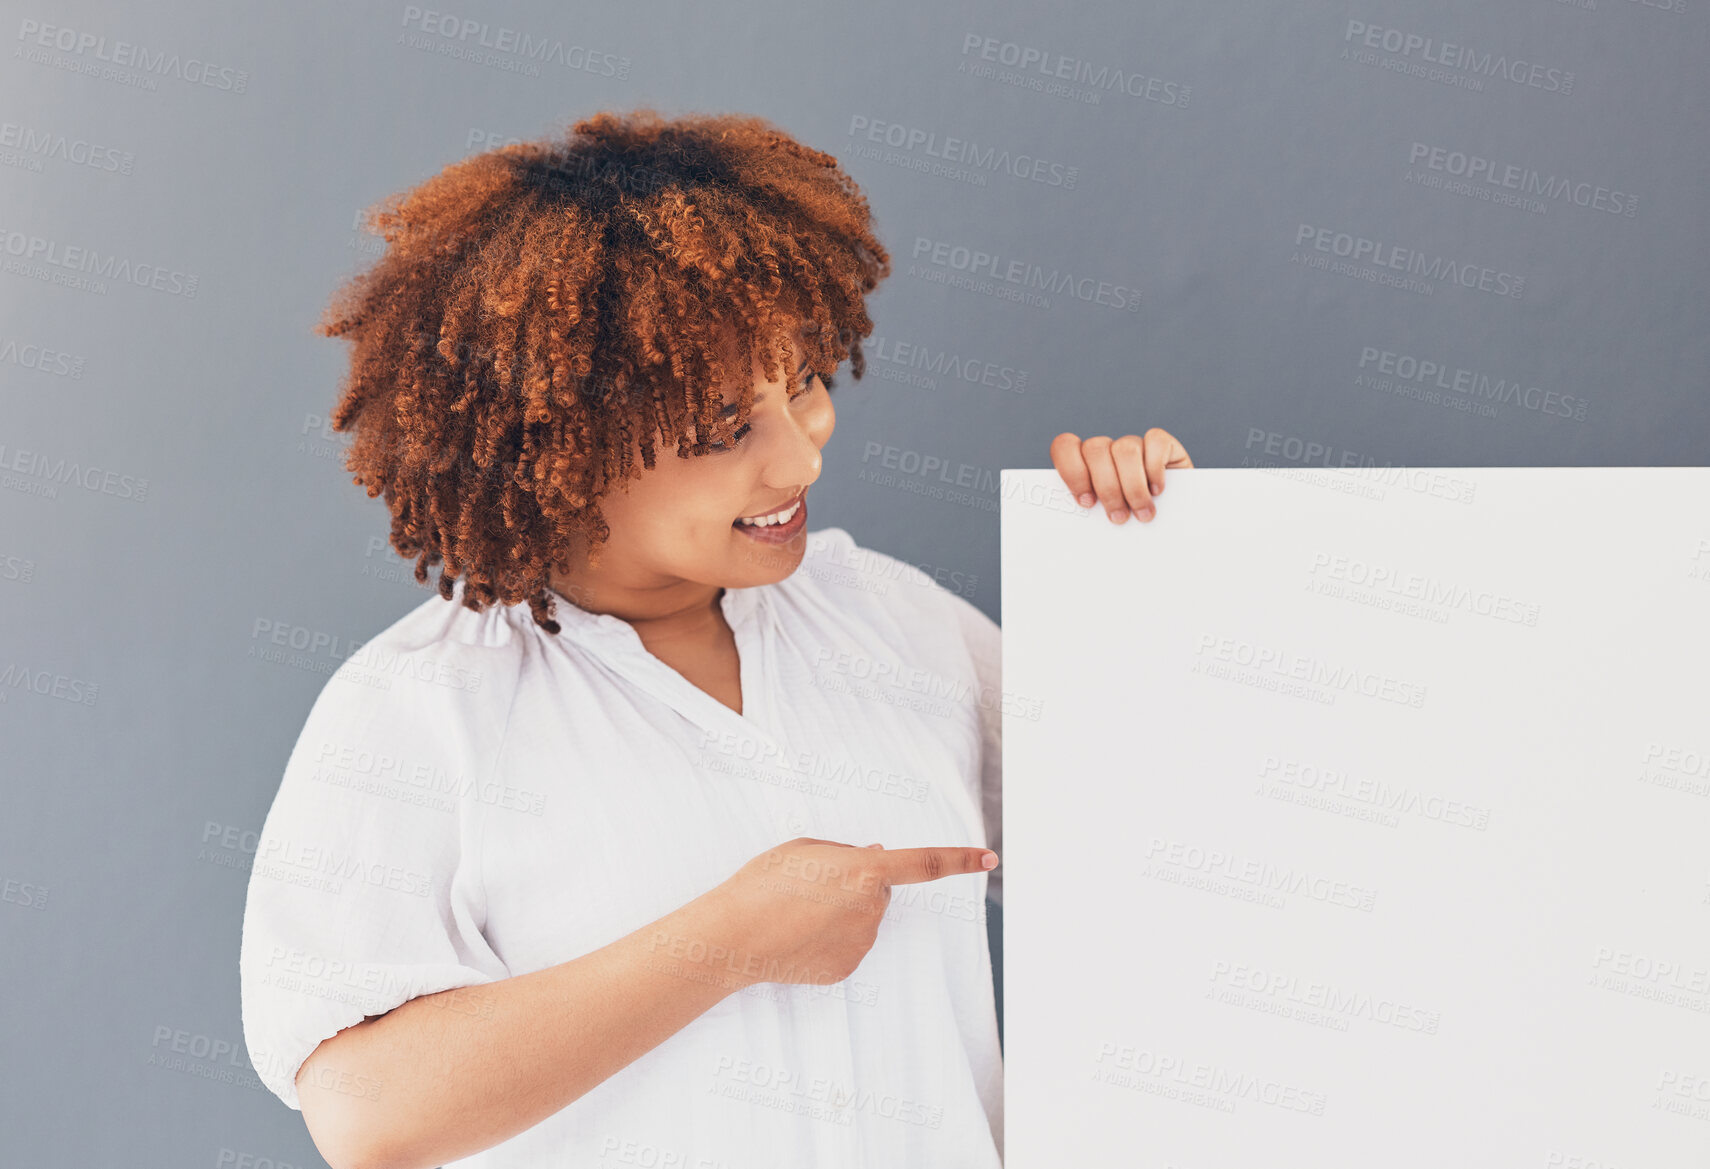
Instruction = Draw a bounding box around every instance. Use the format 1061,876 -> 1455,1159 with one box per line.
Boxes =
316,108 -> 891,634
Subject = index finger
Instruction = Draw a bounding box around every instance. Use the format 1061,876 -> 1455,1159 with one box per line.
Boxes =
871,847 -> 999,885
1049,432 -> 1096,507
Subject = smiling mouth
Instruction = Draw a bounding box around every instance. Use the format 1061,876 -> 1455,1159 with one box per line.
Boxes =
733,490 -> 805,528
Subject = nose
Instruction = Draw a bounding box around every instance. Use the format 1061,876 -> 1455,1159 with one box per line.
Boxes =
758,388 -> 833,488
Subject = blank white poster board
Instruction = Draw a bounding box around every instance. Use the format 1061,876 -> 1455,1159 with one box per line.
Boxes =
1000,467 -> 1710,1168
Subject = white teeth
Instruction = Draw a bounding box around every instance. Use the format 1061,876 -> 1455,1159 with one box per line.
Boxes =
736,498 -> 802,527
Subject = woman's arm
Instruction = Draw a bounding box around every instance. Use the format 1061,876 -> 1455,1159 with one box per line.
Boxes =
297,837 -> 997,1169
298,884 -> 742,1169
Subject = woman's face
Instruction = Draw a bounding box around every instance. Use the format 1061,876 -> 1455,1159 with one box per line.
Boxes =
550,330 -> 837,617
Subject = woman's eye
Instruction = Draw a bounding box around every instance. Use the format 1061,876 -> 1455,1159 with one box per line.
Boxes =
708,424 -> 751,451
704,368 -> 827,451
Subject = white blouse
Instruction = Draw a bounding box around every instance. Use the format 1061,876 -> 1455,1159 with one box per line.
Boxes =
239,525 -> 1004,1167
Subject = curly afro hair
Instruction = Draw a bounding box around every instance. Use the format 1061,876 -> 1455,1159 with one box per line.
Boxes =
316,108 -> 892,634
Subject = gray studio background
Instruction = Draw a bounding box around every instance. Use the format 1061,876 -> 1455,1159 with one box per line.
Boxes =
2,0 -> 1706,1165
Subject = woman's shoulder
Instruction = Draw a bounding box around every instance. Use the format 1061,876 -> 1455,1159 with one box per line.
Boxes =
795,526 -> 985,614
785,525 -> 995,658
336,579 -> 527,685
796,525 -> 945,591
287,581 -> 533,762
363,576 -> 527,652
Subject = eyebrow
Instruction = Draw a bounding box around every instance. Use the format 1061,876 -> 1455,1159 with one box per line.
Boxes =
720,355 -> 812,416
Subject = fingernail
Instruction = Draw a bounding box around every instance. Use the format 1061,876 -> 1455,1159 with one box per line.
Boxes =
865,842 -> 883,849
1078,492 -> 1095,507
1137,506 -> 1154,521
1109,508 -> 1127,523
980,851 -> 998,870
1151,481 -> 1163,496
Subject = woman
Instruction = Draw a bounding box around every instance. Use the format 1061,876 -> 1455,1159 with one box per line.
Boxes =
239,108 -> 1191,1169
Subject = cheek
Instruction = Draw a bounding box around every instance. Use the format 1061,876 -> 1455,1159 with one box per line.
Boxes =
655,464 -> 751,539
599,458 -> 714,547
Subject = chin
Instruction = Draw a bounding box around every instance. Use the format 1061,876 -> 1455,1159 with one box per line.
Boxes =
727,528 -> 809,582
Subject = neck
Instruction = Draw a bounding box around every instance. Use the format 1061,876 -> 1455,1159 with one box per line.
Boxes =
548,564 -> 726,640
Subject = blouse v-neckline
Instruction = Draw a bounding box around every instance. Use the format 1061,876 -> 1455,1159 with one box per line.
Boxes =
544,582 -> 782,750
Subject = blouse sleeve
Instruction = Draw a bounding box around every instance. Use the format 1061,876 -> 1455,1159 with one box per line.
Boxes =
807,527 -> 1006,909
239,645 -> 514,1111
944,589 -> 1003,908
